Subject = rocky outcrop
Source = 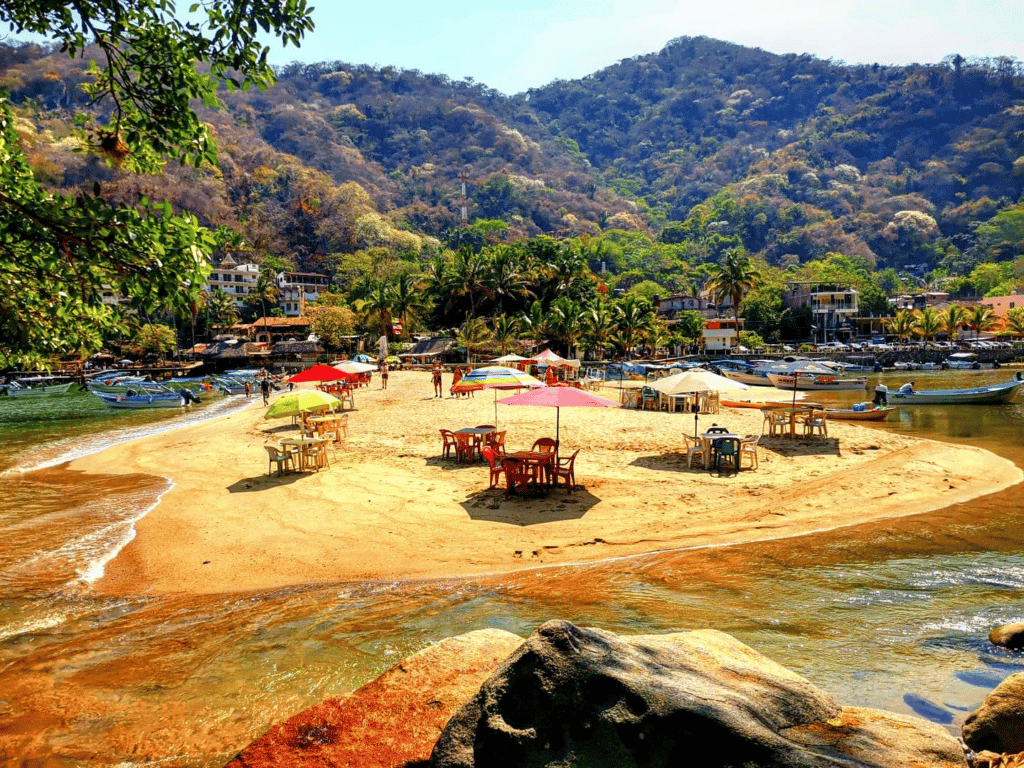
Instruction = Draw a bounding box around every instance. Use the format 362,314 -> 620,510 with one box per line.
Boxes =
430,620 -> 967,768
963,673 -> 1024,755
989,623 -> 1024,650
227,628 -> 524,768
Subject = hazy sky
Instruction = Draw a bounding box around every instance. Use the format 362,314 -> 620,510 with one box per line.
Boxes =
263,0 -> 1021,94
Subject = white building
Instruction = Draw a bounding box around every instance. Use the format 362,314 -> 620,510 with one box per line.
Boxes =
205,256 -> 260,307
276,271 -> 330,317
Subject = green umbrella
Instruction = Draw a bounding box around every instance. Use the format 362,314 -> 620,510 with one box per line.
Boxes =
264,390 -> 340,420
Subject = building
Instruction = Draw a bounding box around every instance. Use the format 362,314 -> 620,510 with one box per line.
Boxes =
205,256 -> 260,307
654,293 -> 716,320
891,292 -> 950,312
784,283 -> 859,343
701,319 -> 743,352
984,293 -> 1024,319
236,316 -> 312,345
276,271 -> 330,317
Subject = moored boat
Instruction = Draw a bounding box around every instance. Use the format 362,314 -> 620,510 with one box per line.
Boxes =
90,388 -> 199,409
766,372 -> 868,391
3,381 -> 75,397
889,378 -> 1023,405
825,405 -> 896,421
945,352 -> 981,370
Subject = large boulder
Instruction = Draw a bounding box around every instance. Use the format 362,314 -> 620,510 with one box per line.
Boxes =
989,623 -> 1024,650
431,620 -> 966,768
227,628 -> 523,768
963,672 -> 1024,755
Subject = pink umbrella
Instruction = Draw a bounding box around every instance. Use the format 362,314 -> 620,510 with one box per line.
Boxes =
498,386 -> 620,443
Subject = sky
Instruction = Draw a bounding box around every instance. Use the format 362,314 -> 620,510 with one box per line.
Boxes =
261,0 -> 1022,95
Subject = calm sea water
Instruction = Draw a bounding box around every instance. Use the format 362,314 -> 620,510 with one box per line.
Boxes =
0,371 -> 1022,766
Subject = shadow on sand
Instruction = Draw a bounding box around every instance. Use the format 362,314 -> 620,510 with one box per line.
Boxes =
460,487 -> 600,525
227,470 -> 309,493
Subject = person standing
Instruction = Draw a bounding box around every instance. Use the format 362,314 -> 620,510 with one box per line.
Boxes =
872,382 -> 888,406
432,363 -> 443,398
451,366 -> 463,397
244,380 -> 251,399
260,377 -> 270,405
381,362 -> 389,390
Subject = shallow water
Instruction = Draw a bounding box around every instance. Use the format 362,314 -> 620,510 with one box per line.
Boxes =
0,372 -> 1022,765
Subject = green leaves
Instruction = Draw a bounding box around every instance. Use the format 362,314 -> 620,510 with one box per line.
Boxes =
0,0 -> 313,366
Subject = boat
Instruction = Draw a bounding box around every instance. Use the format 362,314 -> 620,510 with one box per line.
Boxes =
766,372 -> 868,391
3,381 -> 75,397
90,387 -> 200,409
824,404 -> 896,421
714,360 -> 774,386
720,398 -> 798,409
946,352 -> 981,370
889,378 -> 1023,405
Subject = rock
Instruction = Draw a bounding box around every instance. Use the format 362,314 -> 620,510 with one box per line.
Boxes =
989,623 -> 1024,650
963,673 -> 1024,755
971,750 -> 1024,768
227,628 -> 523,768
431,620 -> 966,768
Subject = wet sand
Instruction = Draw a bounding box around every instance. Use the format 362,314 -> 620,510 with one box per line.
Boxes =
75,371 -> 1022,595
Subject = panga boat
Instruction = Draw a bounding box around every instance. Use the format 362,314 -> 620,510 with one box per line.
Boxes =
945,352 -> 981,370
90,388 -> 200,409
3,381 -> 75,397
766,372 -> 868,391
889,378 -> 1023,405
824,404 -> 895,421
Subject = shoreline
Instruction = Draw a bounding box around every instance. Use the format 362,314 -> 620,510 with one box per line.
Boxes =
67,370 -> 1022,596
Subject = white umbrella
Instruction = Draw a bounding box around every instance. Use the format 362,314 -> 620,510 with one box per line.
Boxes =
333,361 -> 377,374
647,368 -> 750,396
492,353 -> 528,363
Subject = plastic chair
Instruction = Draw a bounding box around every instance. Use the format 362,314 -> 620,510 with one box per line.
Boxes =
682,434 -> 705,469
552,449 -> 579,493
803,409 -> 828,438
305,440 -> 329,471
711,437 -> 740,476
486,430 -> 507,456
740,434 -> 760,470
454,432 -> 476,463
503,458 -> 535,498
481,447 -> 506,489
264,445 -> 295,476
532,437 -> 558,454
440,429 -> 457,459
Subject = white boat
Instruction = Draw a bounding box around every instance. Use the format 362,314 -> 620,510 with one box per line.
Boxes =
766,372 -> 868,391
3,381 -> 75,397
715,360 -> 774,387
889,378 -> 1023,405
946,353 -> 981,370
90,387 -> 200,409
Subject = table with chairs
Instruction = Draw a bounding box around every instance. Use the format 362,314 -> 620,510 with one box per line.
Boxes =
761,405 -> 825,439
279,435 -> 330,471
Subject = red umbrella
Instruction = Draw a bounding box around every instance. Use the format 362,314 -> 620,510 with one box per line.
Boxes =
498,386 -> 620,443
287,364 -> 356,384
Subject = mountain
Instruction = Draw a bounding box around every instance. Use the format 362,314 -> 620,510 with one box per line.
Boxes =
2,37 -> 1022,280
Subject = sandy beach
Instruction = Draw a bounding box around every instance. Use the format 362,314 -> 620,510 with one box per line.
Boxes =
76,370 -> 1022,596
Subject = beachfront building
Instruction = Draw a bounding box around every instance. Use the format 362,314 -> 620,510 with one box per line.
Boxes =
892,291 -> 951,312
654,293 -> 716,320
206,256 -> 261,307
784,282 -> 859,344
984,293 -> 1024,320
237,316 -> 313,345
701,318 -> 743,352
276,271 -> 330,317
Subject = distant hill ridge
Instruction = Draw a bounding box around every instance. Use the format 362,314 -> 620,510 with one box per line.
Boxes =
1,36 -> 1021,277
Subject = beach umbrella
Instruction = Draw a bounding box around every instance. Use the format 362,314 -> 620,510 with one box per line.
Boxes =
499,386 -> 620,444
647,368 -> 750,396
264,390 -> 340,420
527,349 -> 581,369
353,354 -> 374,363
452,365 -> 545,422
333,360 -> 377,374
286,364 -> 355,384
491,353 -> 528,363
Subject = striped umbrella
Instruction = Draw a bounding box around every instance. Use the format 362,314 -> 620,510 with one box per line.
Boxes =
452,366 -> 544,422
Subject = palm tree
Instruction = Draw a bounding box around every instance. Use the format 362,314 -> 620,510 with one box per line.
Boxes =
942,304 -> 968,342
485,246 -> 534,316
391,275 -> 426,339
548,297 -> 586,359
490,314 -> 520,355
968,305 -> 997,340
583,300 -> 617,360
443,246 -> 489,320
615,295 -> 655,356
914,307 -> 943,346
250,269 -> 280,319
352,280 -> 394,336
519,301 -> 549,353
885,309 -> 917,344
206,288 -> 238,336
705,249 -> 762,319
457,316 -> 491,364
1004,308 -> 1024,337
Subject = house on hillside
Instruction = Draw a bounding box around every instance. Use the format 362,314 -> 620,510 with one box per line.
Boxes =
784,282 -> 859,344
701,318 -> 743,352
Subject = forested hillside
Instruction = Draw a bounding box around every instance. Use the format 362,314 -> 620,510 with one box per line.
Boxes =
3,36 -> 1023,286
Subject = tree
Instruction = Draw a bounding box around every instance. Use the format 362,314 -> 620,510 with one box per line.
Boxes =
134,323 -> 177,360
914,307 -> 943,346
968,305 -> 997,339
0,0 -> 314,367
457,316 -> 491,364
1004,308 -> 1024,336
705,249 -> 762,319
942,304 -> 969,341
205,289 -> 238,333
307,305 -> 357,350
886,309 -> 917,344
490,314 -> 520,355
